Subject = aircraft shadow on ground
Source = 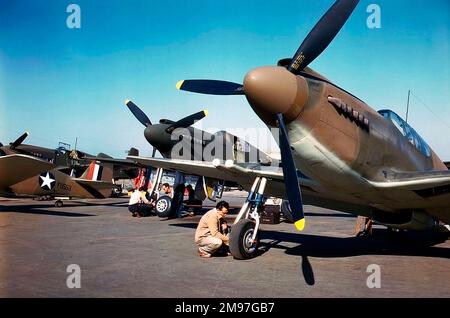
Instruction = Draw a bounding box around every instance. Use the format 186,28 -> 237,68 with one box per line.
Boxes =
0,205 -> 95,217
260,229 -> 450,259
169,222 -> 198,229
169,223 -> 449,260
260,229 -> 449,286
304,212 -> 356,218
171,223 -> 449,285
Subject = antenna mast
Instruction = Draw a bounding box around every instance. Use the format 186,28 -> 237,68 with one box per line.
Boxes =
405,90 -> 411,123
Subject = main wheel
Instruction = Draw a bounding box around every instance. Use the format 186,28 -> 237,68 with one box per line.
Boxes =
154,196 -> 172,218
281,200 -> 294,223
55,200 -> 64,207
229,219 -> 260,260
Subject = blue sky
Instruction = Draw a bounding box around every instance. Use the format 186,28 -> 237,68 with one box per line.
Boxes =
0,0 -> 449,159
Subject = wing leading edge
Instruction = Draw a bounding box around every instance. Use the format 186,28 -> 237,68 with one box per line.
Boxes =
127,156 -> 318,190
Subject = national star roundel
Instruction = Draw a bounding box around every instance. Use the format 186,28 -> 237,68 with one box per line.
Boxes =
38,172 -> 56,191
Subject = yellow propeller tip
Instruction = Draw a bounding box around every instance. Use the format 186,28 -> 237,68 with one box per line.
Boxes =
295,218 -> 306,232
124,100 -> 130,106
176,80 -> 184,90
25,131 -> 29,135
203,110 -> 208,117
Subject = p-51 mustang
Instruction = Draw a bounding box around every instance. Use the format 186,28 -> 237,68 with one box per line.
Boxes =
90,100 -> 275,217
129,0 -> 449,259
124,99 -> 272,164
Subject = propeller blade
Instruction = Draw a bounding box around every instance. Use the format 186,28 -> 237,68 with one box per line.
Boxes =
277,113 -> 305,231
151,147 -> 157,158
166,110 -> 208,133
125,100 -> 152,127
176,80 -> 244,95
288,0 -> 359,74
10,132 -> 29,149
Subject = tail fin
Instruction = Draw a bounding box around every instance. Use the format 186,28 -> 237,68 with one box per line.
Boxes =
81,161 -> 113,182
74,161 -> 114,198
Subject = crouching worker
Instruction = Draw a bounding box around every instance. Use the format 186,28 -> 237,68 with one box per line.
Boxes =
128,186 -> 150,218
194,201 -> 231,258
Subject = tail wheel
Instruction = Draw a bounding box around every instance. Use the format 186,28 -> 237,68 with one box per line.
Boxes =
229,219 -> 260,260
154,196 -> 172,218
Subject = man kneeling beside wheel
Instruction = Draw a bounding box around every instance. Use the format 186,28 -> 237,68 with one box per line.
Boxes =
194,201 -> 231,258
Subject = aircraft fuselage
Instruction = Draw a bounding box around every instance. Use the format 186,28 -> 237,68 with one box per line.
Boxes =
258,68 -> 448,217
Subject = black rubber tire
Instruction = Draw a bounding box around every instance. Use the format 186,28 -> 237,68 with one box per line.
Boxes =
281,200 -> 294,223
55,200 -> 63,207
229,219 -> 260,260
154,196 -> 172,218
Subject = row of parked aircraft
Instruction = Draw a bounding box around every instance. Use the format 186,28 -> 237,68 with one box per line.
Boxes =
2,0 -> 448,259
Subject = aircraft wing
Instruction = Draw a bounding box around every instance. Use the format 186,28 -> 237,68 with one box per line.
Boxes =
0,154 -> 56,191
370,170 -> 450,191
127,156 -> 318,189
127,157 -> 413,221
84,156 -> 146,168
369,170 -> 450,223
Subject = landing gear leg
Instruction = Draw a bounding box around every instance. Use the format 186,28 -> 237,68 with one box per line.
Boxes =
148,168 -> 163,199
230,177 -> 267,260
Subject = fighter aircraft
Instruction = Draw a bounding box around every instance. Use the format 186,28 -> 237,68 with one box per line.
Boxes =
124,100 -> 272,164
115,100 -> 276,216
6,160 -> 115,206
128,0 -> 450,259
1,133 -> 115,206
0,132 -> 98,177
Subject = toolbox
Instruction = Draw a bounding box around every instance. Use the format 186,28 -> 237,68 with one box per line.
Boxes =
260,204 -> 281,224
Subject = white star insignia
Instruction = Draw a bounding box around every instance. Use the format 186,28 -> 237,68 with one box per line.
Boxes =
40,172 -> 55,190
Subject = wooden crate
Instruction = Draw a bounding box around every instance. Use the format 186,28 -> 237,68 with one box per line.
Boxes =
260,205 -> 281,224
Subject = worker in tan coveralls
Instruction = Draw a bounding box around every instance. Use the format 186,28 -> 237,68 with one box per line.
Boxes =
195,201 -> 230,258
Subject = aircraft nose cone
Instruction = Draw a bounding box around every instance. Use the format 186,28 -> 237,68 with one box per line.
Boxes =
243,66 -> 309,125
144,125 -> 172,154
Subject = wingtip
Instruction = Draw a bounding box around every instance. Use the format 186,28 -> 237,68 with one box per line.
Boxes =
294,218 -> 305,232
176,80 -> 184,90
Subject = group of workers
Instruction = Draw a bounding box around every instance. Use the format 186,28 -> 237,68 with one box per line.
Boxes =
127,183 -> 171,218
128,183 -> 231,257
128,181 -> 376,259
127,182 -> 202,218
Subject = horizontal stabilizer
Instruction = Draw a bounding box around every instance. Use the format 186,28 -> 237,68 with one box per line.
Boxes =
73,179 -> 114,199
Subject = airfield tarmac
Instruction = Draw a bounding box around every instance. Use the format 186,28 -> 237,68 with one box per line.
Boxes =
0,192 -> 449,298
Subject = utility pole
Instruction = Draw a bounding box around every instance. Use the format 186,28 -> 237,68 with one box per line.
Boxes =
405,90 -> 411,123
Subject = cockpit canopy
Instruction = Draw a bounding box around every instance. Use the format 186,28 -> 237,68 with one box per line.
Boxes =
378,110 -> 431,157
